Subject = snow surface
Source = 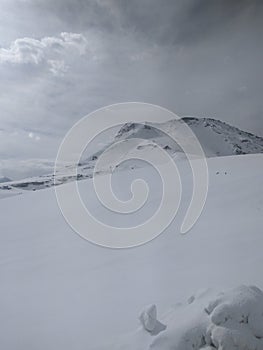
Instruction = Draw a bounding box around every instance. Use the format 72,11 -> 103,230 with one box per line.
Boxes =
0,154 -> 263,349
0,185 -> 22,199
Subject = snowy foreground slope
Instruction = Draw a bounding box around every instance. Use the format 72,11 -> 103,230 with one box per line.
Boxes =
0,154 -> 263,349
111,285 -> 263,350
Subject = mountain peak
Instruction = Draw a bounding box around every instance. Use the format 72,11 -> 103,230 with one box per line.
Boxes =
114,117 -> 263,157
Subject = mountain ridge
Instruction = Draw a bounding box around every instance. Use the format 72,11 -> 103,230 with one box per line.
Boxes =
114,117 -> 263,157
1,116 -> 263,196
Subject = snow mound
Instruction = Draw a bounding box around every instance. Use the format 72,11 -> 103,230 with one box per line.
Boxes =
111,286 -> 263,350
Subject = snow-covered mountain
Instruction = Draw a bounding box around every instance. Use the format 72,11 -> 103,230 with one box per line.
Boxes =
1,117 -> 263,195
115,117 -> 263,157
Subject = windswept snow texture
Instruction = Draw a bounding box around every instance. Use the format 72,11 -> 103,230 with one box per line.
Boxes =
0,154 -> 263,349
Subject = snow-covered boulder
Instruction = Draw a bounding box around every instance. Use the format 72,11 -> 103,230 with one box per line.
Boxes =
150,285 -> 263,350
109,286 -> 263,350
204,285 -> 263,349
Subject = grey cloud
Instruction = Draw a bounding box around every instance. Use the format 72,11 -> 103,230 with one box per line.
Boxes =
19,0 -> 263,45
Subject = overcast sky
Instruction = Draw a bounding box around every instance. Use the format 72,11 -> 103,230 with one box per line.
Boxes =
0,0 -> 263,179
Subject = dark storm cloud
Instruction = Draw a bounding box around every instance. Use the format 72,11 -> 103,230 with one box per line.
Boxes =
172,0 -> 263,44
22,0 -> 263,45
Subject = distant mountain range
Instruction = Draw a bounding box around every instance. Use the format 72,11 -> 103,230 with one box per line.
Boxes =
1,117 -> 263,196
0,177 -> 12,184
